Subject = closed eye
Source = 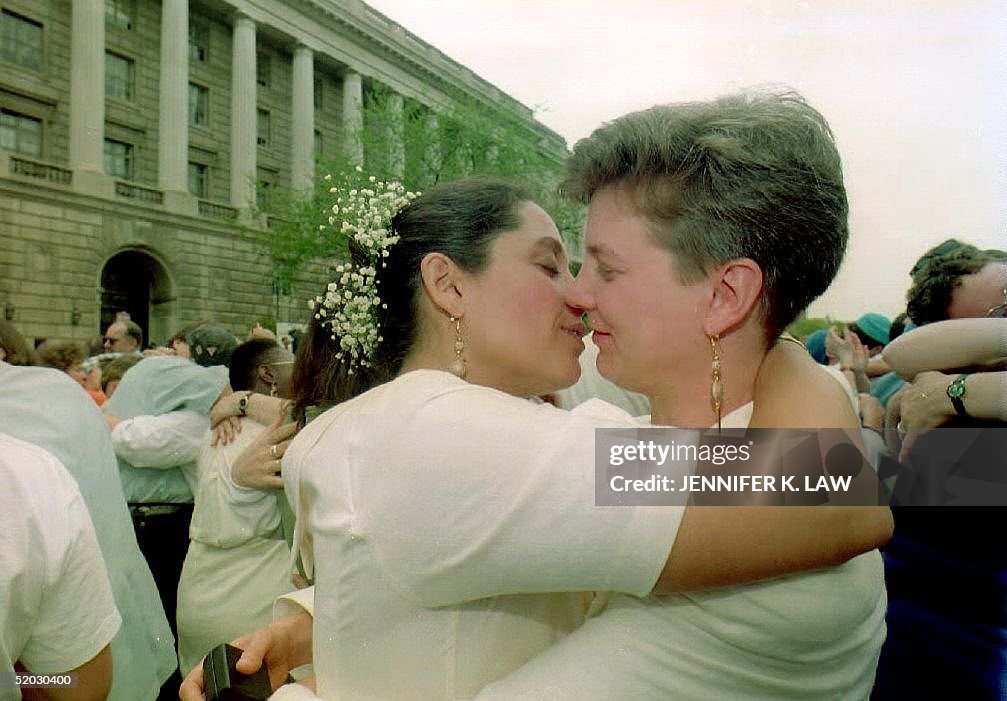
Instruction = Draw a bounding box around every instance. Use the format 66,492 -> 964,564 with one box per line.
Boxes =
596,263 -> 616,280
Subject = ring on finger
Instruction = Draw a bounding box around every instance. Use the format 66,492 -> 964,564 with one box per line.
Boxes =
269,444 -> 279,459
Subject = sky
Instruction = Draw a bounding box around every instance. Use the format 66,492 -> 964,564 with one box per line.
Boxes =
364,0 -> 1006,321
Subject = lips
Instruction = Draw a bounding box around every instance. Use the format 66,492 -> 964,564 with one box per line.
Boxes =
561,323 -> 586,338
584,317 -> 612,338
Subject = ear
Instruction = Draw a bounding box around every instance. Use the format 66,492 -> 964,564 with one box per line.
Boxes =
418,252 -> 466,318
258,363 -> 274,387
702,258 -> 764,336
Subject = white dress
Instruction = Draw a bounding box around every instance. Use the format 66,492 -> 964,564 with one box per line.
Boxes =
176,420 -> 293,674
282,370 -> 680,701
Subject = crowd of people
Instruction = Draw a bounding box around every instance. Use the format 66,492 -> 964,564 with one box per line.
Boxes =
1,88 -> 1004,701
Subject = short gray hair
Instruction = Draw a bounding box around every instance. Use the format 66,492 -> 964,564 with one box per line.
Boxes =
562,89 -> 848,338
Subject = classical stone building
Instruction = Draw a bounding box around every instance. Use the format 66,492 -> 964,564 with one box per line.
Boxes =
0,0 -> 566,346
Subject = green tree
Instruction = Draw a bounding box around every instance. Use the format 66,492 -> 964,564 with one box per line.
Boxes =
254,85 -> 582,301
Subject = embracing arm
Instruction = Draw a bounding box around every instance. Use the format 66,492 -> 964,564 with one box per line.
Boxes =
308,362 -> 889,606
883,318 -> 1007,380
211,390 -> 287,428
107,410 -> 207,468
652,340 -> 893,593
889,370 -> 1007,461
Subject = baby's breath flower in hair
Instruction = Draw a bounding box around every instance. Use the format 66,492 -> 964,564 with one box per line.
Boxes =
309,174 -> 419,372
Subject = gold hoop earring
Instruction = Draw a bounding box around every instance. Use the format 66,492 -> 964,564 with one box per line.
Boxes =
449,316 -> 467,378
709,334 -> 723,432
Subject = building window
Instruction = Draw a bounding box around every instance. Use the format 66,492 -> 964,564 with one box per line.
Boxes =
256,109 -> 270,146
105,52 -> 134,101
105,0 -> 134,30
188,162 -> 208,197
256,180 -> 272,209
314,79 -> 323,111
0,110 -> 41,157
189,22 -> 208,62
104,139 -> 133,179
256,53 -> 270,87
188,83 -> 208,126
1,10 -> 43,70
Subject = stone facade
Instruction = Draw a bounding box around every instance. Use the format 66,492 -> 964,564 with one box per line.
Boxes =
0,0 -> 566,346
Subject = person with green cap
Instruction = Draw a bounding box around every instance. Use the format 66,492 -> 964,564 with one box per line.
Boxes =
849,312 -> 891,355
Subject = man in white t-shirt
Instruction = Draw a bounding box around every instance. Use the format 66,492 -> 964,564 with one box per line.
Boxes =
0,432 -> 122,701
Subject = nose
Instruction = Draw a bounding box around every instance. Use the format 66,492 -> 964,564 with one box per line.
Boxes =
564,266 -> 595,315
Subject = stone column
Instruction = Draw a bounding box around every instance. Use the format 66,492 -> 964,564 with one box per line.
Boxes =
158,0 -> 190,201
386,92 -> 404,179
69,0 -> 105,185
341,71 -> 363,166
291,45 -> 314,193
230,15 -> 257,208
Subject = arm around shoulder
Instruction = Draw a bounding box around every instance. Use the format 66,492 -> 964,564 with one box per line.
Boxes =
650,340 -> 892,594
883,318 -> 1007,379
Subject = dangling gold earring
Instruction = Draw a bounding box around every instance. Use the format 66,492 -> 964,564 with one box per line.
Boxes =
709,334 -> 723,433
270,383 -> 278,397
449,316 -> 467,378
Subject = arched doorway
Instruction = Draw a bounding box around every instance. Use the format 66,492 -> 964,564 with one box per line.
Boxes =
99,249 -> 175,347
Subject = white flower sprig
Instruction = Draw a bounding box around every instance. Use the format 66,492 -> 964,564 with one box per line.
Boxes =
308,167 -> 419,372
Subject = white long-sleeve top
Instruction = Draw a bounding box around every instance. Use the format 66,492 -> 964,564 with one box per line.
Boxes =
109,410 -> 209,498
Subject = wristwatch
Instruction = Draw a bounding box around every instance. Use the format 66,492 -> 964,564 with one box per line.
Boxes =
237,391 -> 252,417
946,373 -> 971,418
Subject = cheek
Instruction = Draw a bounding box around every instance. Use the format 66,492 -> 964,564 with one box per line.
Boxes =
607,283 -> 703,346
489,275 -> 562,328
597,281 -> 666,329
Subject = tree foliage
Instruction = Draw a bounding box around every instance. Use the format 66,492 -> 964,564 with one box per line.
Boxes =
254,84 -> 582,296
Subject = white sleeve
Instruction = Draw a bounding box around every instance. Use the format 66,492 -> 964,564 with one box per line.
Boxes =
3,436 -> 122,674
297,376 -> 685,608
22,492 -> 122,673
274,587 -> 315,619
110,410 -> 209,468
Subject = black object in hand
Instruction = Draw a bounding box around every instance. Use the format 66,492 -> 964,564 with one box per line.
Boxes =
204,643 -> 273,701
